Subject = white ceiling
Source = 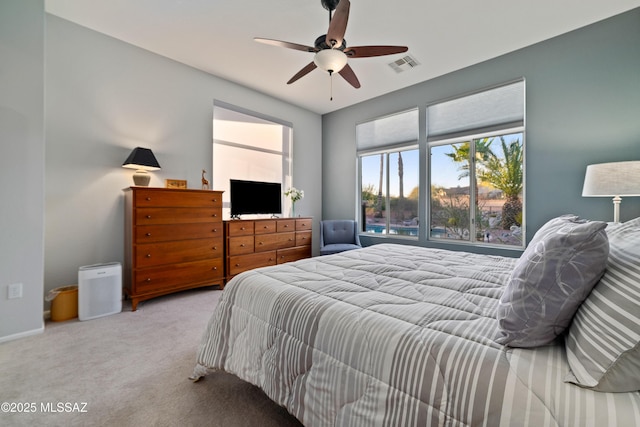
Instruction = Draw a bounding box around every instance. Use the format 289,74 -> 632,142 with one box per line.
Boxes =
45,0 -> 640,115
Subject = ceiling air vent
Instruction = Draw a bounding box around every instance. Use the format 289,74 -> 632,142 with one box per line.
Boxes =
388,55 -> 420,73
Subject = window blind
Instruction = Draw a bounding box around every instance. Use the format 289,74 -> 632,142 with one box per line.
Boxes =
427,80 -> 524,141
356,108 -> 418,152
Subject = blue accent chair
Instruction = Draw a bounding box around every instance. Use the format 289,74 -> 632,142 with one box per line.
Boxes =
319,220 -> 362,255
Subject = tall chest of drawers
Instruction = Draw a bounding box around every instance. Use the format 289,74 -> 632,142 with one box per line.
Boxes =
225,217 -> 312,282
124,187 -> 224,310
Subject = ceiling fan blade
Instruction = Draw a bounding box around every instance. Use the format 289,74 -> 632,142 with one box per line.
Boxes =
254,38 -> 317,53
345,45 -> 409,58
287,62 -> 318,84
338,64 -> 361,88
326,0 -> 350,48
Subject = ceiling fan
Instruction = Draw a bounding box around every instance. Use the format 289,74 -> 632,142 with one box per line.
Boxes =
254,0 -> 408,90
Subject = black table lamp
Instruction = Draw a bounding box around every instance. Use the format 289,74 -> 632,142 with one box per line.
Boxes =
122,147 -> 161,186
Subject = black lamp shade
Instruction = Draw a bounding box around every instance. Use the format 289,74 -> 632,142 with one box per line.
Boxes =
122,147 -> 161,171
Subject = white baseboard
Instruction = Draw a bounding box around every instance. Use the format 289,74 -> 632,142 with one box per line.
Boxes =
0,324 -> 45,344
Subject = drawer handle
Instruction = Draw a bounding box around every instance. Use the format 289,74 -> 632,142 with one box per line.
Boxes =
289,238 -> 293,241
284,224 -> 289,228
212,266 -> 217,271
240,227 -> 245,230
212,228 -> 217,233
240,243 -> 245,247
146,197 -> 151,201
146,215 -> 152,219
235,263 -> 240,267
146,233 -> 152,237
212,214 -> 218,217
146,254 -> 152,258
146,278 -> 151,282
212,246 -> 218,250
212,198 -> 218,202
258,242 -> 263,245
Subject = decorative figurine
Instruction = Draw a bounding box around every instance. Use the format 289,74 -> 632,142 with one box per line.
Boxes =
201,169 -> 209,190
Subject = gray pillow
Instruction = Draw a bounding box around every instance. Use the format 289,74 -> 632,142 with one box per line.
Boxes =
565,217 -> 640,392
496,214 -> 609,347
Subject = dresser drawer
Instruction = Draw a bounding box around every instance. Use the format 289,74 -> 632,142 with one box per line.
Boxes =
135,238 -> 223,267
296,218 -> 312,231
277,246 -> 312,264
135,189 -> 222,208
255,232 -> 296,252
135,223 -> 223,243
296,230 -> 312,246
136,207 -> 220,225
277,220 -> 296,232
227,221 -> 254,236
133,259 -> 223,294
228,236 -> 255,256
254,220 -> 277,234
229,251 -> 277,276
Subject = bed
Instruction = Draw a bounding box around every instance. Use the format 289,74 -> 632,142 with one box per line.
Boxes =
192,216 -> 640,426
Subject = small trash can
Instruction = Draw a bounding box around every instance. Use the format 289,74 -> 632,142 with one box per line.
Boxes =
46,285 -> 78,322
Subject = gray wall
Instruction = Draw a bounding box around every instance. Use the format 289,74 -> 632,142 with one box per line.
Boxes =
43,16 -> 321,305
0,0 -> 45,341
323,8 -> 640,256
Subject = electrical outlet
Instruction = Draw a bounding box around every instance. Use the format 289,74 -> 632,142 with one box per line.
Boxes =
8,283 -> 23,299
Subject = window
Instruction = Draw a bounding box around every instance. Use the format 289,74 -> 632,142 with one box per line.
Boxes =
429,132 -> 524,246
354,81 -> 524,248
213,102 -> 292,219
357,109 -> 419,237
428,80 -> 525,247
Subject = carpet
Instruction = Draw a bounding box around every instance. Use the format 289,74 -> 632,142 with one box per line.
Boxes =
0,288 -> 303,427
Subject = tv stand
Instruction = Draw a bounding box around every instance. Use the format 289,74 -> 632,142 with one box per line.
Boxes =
224,217 -> 312,282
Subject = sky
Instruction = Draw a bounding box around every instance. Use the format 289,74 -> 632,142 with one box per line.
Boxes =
362,148 -> 462,197
361,133 -> 523,197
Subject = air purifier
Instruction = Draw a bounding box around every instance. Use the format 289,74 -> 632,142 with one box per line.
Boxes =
78,262 -> 122,321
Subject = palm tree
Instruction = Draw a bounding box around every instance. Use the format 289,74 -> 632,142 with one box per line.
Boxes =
398,152 -> 404,199
375,153 -> 384,218
478,137 -> 523,229
397,152 -> 404,221
444,138 -> 494,180
445,138 -> 494,232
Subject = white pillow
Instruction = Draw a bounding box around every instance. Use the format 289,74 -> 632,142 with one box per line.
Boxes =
565,217 -> 640,392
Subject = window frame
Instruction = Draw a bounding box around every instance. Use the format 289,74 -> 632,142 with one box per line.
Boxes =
357,108 -> 420,238
358,144 -> 420,238
427,126 -> 525,249
354,80 -> 526,250
212,101 -> 293,220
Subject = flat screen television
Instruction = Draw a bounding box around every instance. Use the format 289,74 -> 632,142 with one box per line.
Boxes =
230,179 -> 282,217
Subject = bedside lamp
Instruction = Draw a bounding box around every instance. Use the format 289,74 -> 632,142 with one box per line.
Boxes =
122,147 -> 161,186
582,160 -> 640,223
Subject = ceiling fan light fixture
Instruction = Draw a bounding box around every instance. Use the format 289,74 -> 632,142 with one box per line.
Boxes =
314,49 -> 348,73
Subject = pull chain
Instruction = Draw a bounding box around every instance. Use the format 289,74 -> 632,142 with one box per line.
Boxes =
329,70 -> 334,101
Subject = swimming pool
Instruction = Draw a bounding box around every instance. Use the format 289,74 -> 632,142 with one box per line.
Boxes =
365,224 -> 419,236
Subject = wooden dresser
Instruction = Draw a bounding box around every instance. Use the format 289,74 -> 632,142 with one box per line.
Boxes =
225,217 -> 312,281
124,187 -> 224,310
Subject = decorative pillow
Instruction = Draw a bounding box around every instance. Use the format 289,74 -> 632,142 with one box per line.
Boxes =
496,214 -> 609,347
565,217 -> 640,392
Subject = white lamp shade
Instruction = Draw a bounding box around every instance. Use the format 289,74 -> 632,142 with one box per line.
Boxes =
314,49 -> 348,73
582,160 -> 640,197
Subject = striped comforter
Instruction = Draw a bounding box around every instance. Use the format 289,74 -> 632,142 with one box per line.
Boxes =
193,243 -> 640,426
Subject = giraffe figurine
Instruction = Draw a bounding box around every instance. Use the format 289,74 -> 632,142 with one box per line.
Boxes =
201,169 -> 209,190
